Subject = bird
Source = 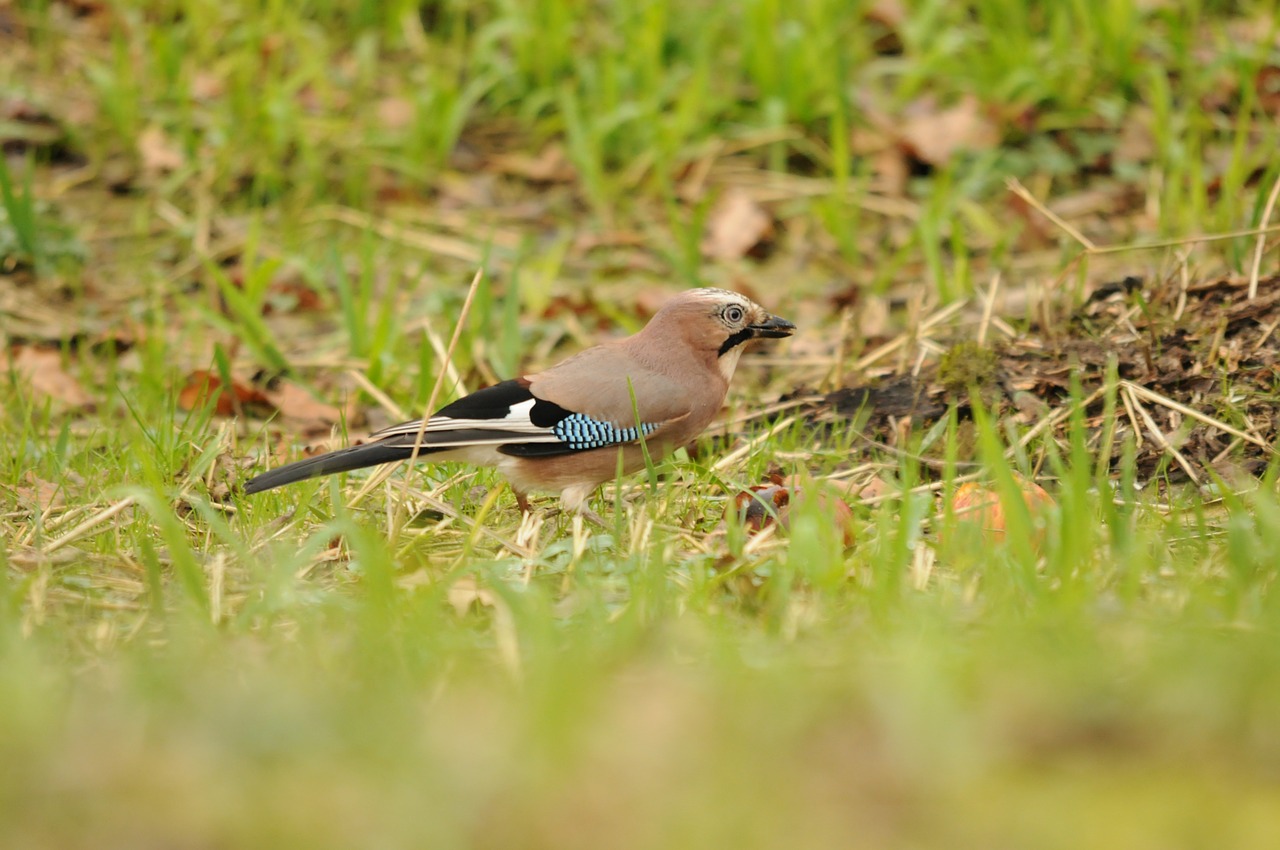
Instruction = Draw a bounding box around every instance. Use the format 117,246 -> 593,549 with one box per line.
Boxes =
243,288 -> 795,519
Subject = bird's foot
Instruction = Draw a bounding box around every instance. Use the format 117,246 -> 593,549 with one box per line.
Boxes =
539,502 -> 608,529
577,505 -> 608,529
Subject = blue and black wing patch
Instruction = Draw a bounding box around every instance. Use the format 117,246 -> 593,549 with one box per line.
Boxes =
499,411 -> 662,457
552,414 -> 660,450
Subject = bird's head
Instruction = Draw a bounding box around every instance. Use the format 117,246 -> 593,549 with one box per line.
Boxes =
645,288 -> 796,377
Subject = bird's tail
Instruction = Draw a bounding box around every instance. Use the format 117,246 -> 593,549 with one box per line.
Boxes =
243,441 -> 444,494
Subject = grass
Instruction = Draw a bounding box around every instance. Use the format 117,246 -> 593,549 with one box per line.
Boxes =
5,0 -> 1280,847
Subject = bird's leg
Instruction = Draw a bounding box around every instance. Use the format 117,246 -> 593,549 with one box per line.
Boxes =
514,489 -> 531,514
577,504 -> 608,529
560,483 -> 608,529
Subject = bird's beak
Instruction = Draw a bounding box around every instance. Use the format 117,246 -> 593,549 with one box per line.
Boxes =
749,314 -> 797,339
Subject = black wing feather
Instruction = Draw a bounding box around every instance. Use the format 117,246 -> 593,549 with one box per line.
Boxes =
433,379 -> 536,420
243,442 -> 442,494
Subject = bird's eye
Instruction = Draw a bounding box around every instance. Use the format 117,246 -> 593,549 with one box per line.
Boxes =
723,305 -> 745,324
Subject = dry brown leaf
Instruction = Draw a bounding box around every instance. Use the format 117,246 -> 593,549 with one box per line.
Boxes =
872,148 -> 910,197
724,478 -> 857,546
3,346 -> 93,408
1114,107 -> 1156,163
849,124 -> 894,156
190,71 -> 225,101
488,145 -> 576,183
14,472 -> 65,512
828,476 -> 894,502
220,264 -> 322,315
1256,65 -> 1280,118
777,489 -> 857,546
376,96 -> 415,130
899,95 -> 1000,166
138,125 -> 184,173
865,0 -> 907,27
262,279 -> 324,315
702,188 -> 773,261
178,370 -> 274,417
448,575 -> 497,615
264,381 -> 355,435
864,0 -> 906,53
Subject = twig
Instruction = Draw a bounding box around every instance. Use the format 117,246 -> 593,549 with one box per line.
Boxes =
405,314 -> 467,398
346,369 -> 407,421
1252,314 -> 1280,353
1119,382 -> 1145,450
343,270 -> 483,515
1123,385 -> 1200,484
394,270 -> 486,528
853,299 -> 968,371
397,486 -> 535,560
857,472 -> 985,507
1122,380 -> 1274,452
1088,224 -> 1280,255
1008,178 -> 1280,263
1008,385 -> 1107,453
309,205 -> 483,263
1173,251 -> 1190,323
977,272 -> 1001,347
715,395 -> 823,432
712,415 -> 801,473
1007,178 -> 1097,251
1249,171 -> 1280,299
43,496 -> 137,554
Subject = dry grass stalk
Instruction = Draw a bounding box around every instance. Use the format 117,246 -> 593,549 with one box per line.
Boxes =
1123,384 -> 1200,484
42,496 -> 138,554
1248,173 -> 1280,300
1121,380 -> 1273,452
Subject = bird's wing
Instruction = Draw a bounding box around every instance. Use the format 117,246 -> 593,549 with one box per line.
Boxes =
522,345 -> 695,425
367,370 -> 691,459
366,380 -> 557,446
496,347 -> 695,458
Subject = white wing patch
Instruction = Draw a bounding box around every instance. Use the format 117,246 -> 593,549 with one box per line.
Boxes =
367,399 -> 561,444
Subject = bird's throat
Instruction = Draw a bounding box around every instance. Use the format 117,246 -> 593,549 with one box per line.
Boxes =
717,346 -> 744,381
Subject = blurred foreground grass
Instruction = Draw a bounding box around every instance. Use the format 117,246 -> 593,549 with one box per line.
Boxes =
5,1 -> 1280,847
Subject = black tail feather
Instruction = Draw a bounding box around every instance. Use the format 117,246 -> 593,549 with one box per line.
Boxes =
243,442 -> 443,494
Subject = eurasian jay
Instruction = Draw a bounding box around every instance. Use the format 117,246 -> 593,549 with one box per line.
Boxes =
243,288 -> 795,516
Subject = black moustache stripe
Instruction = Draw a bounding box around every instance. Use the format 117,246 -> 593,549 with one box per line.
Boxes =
718,328 -> 754,357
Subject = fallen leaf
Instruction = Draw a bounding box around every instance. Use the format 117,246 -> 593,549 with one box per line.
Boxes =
137,125 -> 185,173
730,483 -> 791,532
1114,107 -> 1156,164
827,475 -> 894,502
376,96 -> 415,131
865,0 -> 907,28
724,478 -> 857,546
178,370 -> 274,417
899,95 -> 1000,166
0,96 -> 62,150
190,71 -> 225,101
14,471 -> 65,512
702,188 -> 773,261
3,346 -> 93,408
864,0 -> 906,53
872,147 -> 910,196
448,575 -> 497,615
1257,65 -> 1280,118
488,145 -> 576,183
945,477 -> 1055,548
262,279 -> 323,315
264,381 -> 359,436
220,263 -> 323,315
